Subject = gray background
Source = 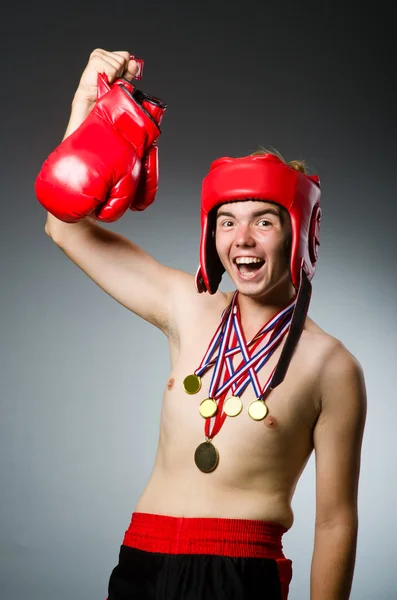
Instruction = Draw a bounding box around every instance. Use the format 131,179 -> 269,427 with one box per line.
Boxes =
1,1 -> 396,598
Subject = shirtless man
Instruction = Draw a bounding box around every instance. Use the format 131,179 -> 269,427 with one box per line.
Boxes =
40,49 -> 367,600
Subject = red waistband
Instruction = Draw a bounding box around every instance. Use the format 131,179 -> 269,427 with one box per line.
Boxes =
122,512 -> 292,600
123,511 -> 287,558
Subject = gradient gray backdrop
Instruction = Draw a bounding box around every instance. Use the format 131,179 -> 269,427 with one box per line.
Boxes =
1,1 -> 396,598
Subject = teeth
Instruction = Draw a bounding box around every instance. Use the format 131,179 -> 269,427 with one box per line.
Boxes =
235,257 -> 264,264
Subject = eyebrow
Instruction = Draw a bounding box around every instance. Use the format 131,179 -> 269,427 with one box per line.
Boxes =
216,207 -> 281,220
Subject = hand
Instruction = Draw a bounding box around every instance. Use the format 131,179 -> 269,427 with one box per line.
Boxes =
73,49 -> 140,107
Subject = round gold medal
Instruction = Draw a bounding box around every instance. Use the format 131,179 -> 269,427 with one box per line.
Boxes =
223,395 -> 243,417
183,374 -> 202,395
194,441 -> 219,473
199,398 -> 218,418
248,399 -> 269,421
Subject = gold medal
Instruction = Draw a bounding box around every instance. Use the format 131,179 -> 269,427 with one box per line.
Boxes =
194,440 -> 219,472
183,374 -> 202,395
223,395 -> 243,417
199,398 -> 218,418
248,399 -> 269,421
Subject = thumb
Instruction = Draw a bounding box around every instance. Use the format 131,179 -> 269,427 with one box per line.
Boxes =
124,56 -> 144,81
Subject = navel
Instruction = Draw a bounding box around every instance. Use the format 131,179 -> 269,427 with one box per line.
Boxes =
167,377 -> 175,391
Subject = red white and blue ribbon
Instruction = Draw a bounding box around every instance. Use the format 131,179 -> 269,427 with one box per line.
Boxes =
203,293 -> 296,440
193,292 -> 237,379
214,304 -> 293,397
186,289 -> 299,441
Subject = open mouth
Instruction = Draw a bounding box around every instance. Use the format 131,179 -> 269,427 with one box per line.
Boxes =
234,258 -> 266,280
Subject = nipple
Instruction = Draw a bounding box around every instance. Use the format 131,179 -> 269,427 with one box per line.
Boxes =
167,378 -> 175,391
264,415 -> 279,428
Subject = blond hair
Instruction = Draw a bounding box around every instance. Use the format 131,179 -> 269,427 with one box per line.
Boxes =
250,146 -> 308,174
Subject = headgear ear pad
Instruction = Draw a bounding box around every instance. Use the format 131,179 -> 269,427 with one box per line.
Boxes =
195,154 -> 321,294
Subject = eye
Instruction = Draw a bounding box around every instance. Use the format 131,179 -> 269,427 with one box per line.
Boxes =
258,219 -> 272,227
220,220 -> 234,227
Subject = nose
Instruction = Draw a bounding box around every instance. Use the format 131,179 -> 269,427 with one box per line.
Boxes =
234,223 -> 255,247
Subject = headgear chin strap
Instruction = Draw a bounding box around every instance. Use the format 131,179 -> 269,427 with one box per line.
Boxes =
195,153 -> 322,389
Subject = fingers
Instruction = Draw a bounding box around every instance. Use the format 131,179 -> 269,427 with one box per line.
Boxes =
88,49 -> 134,84
76,49 -> 142,104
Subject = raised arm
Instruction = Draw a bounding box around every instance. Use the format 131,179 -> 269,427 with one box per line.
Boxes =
311,341 -> 367,600
43,49 -> 194,334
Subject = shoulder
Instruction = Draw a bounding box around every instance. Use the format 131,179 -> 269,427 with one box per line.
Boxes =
300,317 -> 366,412
303,316 -> 364,374
169,270 -> 231,313
310,329 -> 367,431
319,340 -> 366,408
165,270 -> 231,341
307,319 -> 366,394
299,317 -> 341,376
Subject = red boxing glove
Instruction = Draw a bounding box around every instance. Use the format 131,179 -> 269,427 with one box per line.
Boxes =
95,75 -> 166,214
98,76 -> 165,212
35,74 -> 166,223
132,144 -> 159,211
130,89 -> 166,211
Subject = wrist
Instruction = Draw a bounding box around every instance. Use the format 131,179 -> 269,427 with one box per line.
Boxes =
63,97 -> 95,141
71,90 -> 96,114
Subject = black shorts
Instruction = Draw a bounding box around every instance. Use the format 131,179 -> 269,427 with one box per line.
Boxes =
106,512 -> 292,600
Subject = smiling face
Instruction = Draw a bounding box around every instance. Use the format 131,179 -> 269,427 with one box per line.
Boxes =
214,200 -> 294,300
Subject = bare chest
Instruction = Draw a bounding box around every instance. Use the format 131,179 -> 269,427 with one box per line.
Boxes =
159,307 -> 324,488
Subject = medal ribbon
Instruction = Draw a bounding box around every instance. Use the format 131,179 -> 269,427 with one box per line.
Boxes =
193,292 -> 237,379
208,294 -> 295,369
193,293 -> 295,385
231,302 -> 292,399
199,293 -> 296,400
227,309 -> 291,399
214,311 -> 292,397
224,329 -> 264,397
205,298 -> 295,439
206,293 -> 237,398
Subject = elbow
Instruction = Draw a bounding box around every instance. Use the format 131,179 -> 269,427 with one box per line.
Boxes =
315,511 -> 359,531
45,223 -> 57,241
45,222 -> 63,246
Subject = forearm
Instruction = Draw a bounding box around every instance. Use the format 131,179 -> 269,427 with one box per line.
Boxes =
310,520 -> 358,600
63,93 -> 94,140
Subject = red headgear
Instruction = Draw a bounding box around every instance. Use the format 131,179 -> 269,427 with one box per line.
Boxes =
196,153 -> 321,294
195,153 -> 322,390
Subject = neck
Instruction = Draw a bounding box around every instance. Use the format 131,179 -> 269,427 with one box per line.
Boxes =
235,279 -> 296,338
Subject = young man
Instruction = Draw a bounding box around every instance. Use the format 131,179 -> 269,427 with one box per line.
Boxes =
40,49 -> 367,600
